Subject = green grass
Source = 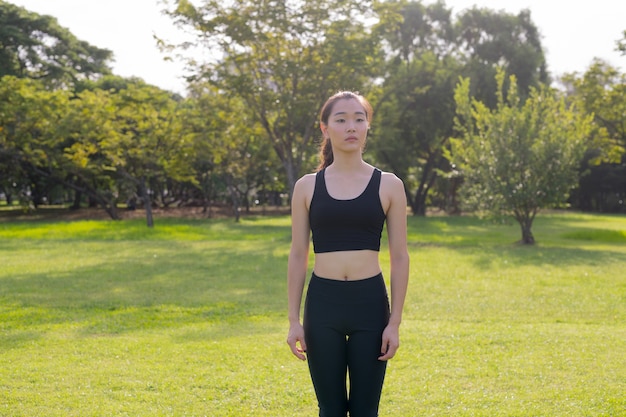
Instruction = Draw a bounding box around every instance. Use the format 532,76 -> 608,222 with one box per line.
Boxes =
1,212 -> 625,416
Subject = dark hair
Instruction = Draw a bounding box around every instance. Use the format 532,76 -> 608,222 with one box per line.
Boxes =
317,91 -> 373,171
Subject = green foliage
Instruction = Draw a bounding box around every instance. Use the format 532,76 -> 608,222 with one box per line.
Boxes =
2,0 -> 623,220
0,76 -> 69,161
3,73 -> 201,221
183,84 -> 282,216
372,1 -> 460,216
454,6 -> 549,106
164,0 -> 383,194
451,69 -> 594,243
562,59 -> 626,162
0,213 -> 625,415
371,1 -> 549,216
373,51 -> 460,215
109,82 -> 194,183
0,76 -> 71,208
0,1 -> 112,88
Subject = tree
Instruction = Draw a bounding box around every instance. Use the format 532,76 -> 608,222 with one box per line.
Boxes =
0,76 -> 70,209
450,70 -> 593,244
373,52 -> 460,215
162,0 -> 381,198
0,1 -> 112,88
455,6 -> 549,106
372,1 -> 548,216
108,82 -> 195,227
183,83 -> 281,221
60,78 -> 196,224
372,1 -> 458,216
560,60 -> 626,213
56,87 -> 125,219
0,77 -> 122,216
562,59 -> 626,159
0,75 -> 132,216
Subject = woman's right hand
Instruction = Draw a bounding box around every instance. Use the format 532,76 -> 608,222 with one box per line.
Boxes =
287,322 -> 307,361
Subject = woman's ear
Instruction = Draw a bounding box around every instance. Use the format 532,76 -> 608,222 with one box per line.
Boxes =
320,123 -> 328,138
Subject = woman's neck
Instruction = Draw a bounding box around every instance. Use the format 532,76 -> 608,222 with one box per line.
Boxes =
327,154 -> 369,174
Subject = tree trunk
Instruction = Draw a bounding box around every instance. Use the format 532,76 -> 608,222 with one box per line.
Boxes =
412,170 -> 437,216
101,199 -> 121,221
446,176 -> 462,215
410,151 -> 440,216
412,191 -> 427,216
139,177 -> 154,228
4,190 -> 13,205
284,159 -> 299,206
517,214 -> 536,245
226,176 -> 241,222
71,190 -> 82,210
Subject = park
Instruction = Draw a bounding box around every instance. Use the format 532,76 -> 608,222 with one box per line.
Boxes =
1,0 -> 626,415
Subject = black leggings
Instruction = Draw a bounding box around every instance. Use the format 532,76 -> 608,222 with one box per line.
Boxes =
303,273 -> 390,417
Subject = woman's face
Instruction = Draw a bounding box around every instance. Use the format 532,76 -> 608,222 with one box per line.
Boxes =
321,98 -> 369,155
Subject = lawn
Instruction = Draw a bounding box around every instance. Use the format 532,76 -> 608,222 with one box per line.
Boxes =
0,211 -> 624,416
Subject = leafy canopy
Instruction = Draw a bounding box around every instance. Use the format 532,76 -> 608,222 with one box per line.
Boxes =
0,1 -> 112,88
450,69 -> 593,244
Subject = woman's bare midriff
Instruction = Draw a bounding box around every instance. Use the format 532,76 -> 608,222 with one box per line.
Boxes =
313,250 -> 382,281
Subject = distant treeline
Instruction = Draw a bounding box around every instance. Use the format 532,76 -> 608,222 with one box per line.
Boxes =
1,1 -> 624,224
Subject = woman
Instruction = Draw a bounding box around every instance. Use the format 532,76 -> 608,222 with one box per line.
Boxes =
287,91 -> 409,416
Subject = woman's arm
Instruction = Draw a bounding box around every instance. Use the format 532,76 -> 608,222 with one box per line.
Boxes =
379,173 -> 409,361
286,175 -> 313,360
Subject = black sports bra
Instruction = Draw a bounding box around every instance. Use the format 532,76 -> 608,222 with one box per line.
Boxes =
309,168 -> 386,253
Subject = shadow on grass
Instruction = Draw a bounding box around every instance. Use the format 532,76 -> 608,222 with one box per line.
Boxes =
560,228 -> 626,243
406,212 -> 626,248
0,238 -> 288,347
463,244 -> 626,271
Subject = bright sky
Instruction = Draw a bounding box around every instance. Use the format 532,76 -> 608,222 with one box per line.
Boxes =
9,0 -> 626,95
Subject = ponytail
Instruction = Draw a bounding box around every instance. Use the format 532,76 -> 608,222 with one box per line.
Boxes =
317,137 -> 334,171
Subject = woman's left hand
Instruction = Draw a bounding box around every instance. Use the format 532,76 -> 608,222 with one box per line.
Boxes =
378,324 -> 400,361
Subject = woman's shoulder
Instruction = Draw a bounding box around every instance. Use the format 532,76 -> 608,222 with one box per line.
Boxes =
293,172 -> 317,199
373,168 -> 406,213
296,172 -> 317,187
377,169 -> 404,186
377,169 -> 406,201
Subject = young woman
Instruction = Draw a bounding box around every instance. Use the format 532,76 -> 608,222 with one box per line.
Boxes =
287,91 -> 409,416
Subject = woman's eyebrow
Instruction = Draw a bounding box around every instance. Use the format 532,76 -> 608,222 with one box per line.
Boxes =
332,111 -> 366,116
